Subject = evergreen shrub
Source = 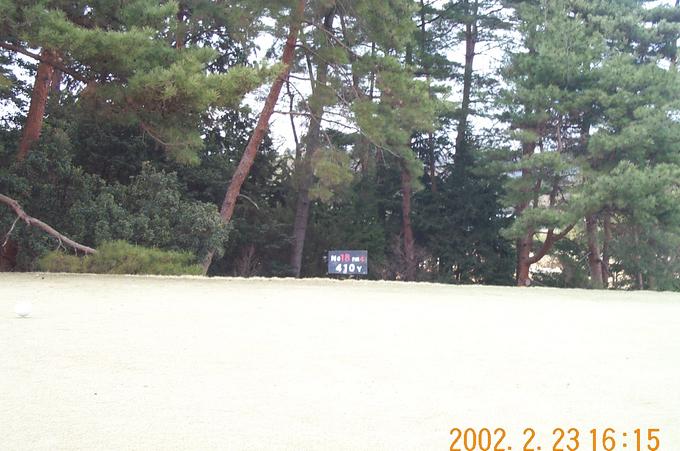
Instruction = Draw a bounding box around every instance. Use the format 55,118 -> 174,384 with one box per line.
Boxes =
38,240 -> 203,275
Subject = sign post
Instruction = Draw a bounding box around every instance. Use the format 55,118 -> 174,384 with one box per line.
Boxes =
327,250 -> 368,276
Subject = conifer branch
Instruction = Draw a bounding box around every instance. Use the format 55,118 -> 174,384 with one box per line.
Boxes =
0,42 -> 90,83
528,223 -> 575,264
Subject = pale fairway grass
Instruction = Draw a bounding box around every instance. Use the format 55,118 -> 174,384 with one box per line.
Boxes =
1,273 -> 679,450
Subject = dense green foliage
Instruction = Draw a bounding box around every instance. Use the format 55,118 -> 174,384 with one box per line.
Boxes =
0,131 -> 229,270
1,0 -> 679,288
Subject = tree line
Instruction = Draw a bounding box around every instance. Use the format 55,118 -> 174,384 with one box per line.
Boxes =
1,0 -> 679,290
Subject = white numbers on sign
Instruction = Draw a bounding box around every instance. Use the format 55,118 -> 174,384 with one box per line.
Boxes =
334,263 -> 363,274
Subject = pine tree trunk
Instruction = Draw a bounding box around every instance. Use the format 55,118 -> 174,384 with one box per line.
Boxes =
49,50 -> 63,94
0,239 -> 18,271
419,0 -> 437,193
289,87 -> 323,278
454,0 -> 477,166
175,5 -> 187,49
515,138 -> 537,287
516,234 -> 532,286
289,9 -> 335,278
633,229 -> 644,290
17,49 -> 55,161
428,132 -> 436,192
675,0 -> 680,69
289,112 -> 320,277
202,0 -> 305,274
400,165 -> 416,281
648,275 -> 656,290
585,215 -> 604,288
50,69 -> 62,94
601,212 -> 612,287
290,181 -> 312,277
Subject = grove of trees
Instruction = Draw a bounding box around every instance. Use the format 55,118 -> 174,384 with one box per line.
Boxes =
1,0 -> 679,290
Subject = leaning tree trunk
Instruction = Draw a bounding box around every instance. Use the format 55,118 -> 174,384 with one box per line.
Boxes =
201,0 -> 305,274
17,49 -> 55,161
289,8 -> 335,278
10,49 -> 57,268
400,164 -> 417,281
586,214 -> 604,288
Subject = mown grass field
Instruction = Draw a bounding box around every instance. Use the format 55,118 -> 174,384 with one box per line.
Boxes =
1,273 -> 679,450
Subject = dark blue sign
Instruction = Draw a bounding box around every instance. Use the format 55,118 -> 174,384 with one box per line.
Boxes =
327,250 -> 368,275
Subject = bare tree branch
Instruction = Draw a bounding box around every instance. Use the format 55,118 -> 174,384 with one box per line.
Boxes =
237,193 -> 260,210
285,80 -> 302,162
2,217 -> 19,248
0,193 -> 96,255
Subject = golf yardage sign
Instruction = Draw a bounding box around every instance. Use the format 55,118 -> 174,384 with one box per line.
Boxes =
328,250 -> 368,275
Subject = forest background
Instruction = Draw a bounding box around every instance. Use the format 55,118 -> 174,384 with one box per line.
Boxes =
1,0 -> 680,290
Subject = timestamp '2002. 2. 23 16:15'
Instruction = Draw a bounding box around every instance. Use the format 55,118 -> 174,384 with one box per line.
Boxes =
449,427 -> 662,451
